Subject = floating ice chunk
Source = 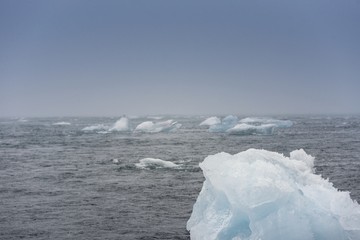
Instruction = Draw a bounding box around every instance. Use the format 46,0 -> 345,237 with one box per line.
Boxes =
135,158 -> 179,169
200,117 -> 221,126
109,117 -> 131,132
134,120 -> 181,133
97,131 -> 109,134
112,158 -> 119,164
82,124 -> 108,131
154,120 -> 181,132
18,118 -> 28,122
53,121 -> 71,126
187,149 -> 360,240
226,123 -> 276,135
209,115 -> 239,132
147,116 -> 163,120
239,117 -> 293,128
135,121 -> 155,131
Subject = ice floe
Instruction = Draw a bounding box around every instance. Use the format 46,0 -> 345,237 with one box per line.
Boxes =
135,158 -> 179,169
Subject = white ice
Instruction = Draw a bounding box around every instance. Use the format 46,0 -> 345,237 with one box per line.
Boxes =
200,117 -> 221,126
109,117 -> 131,132
226,123 -> 276,135
52,121 -> 71,126
147,116 -> 163,120
82,124 -> 108,131
209,115 -> 239,132
17,118 -> 28,122
135,158 -> 179,169
239,117 -> 293,128
187,149 -> 360,240
134,120 -> 181,133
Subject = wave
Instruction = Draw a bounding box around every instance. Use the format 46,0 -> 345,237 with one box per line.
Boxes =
187,149 -> 360,240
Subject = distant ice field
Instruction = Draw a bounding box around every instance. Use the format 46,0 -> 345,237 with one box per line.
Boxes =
0,115 -> 359,239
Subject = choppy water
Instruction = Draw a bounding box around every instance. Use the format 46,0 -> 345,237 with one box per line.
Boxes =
0,115 -> 359,239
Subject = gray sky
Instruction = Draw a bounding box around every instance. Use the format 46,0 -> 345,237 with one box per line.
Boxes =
1,0 -> 359,117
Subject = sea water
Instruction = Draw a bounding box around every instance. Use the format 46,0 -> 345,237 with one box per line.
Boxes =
0,115 -> 359,239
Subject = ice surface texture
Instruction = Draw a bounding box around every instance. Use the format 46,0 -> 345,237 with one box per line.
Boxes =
187,149 -> 360,240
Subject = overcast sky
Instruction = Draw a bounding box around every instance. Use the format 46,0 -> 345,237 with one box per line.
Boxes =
1,0 -> 359,117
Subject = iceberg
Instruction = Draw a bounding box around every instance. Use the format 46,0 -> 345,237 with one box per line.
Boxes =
187,149 -> 360,240
226,123 -> 276,135
53,121 -> 71,126
109,117 -> 131,132
147,116 -> 163,120
135,158 -> 179,169
200,117 -> 221,126
134,120 -> 181,133
18,118 -> 28,122
239,117 -> 293,128
135,121 -> 155,131
209,115 -> 239,132
82,124 -> 108,131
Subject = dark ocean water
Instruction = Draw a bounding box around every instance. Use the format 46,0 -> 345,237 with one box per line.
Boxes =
0,115 -> 359,239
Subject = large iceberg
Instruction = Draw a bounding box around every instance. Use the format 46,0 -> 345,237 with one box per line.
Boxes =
134,120 -> 181,133
209,115 -> 239,132
109,117 -> 131,132
200,117 -> 221,127
187,149 -> 360,240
